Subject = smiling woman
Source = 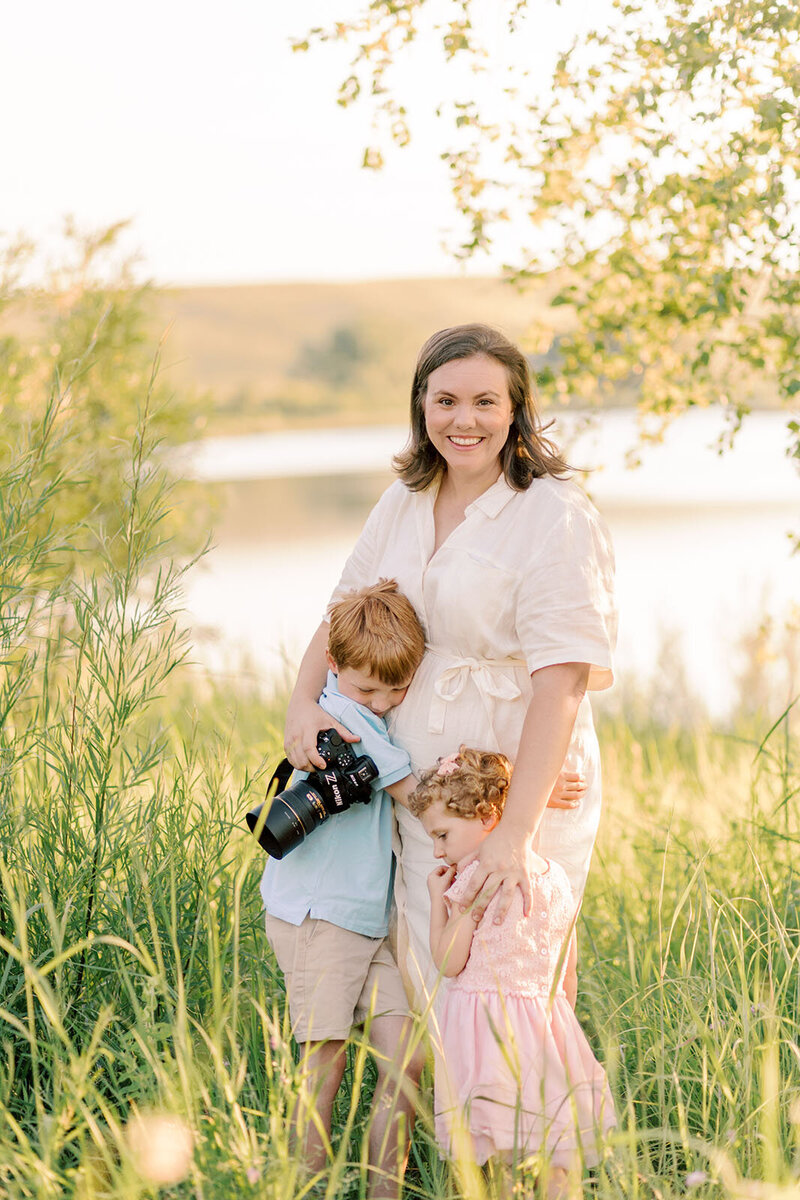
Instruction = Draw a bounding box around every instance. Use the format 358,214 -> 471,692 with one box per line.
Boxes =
424,355 -> 514,487
283,323 -> 617,1002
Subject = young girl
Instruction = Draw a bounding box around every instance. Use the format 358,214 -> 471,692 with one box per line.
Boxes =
410,747 -> 615,1197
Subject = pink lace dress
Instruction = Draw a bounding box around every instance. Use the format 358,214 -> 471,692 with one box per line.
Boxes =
434,859 -> 615,1168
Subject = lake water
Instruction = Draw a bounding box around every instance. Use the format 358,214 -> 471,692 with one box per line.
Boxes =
179,410 -> 800,720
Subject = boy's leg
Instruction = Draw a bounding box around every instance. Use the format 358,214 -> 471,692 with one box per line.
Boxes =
366,1012 -> 426,1200
295,1038 -> 347,1175
265,914 -> 377,1177
267,915 -> 420,1193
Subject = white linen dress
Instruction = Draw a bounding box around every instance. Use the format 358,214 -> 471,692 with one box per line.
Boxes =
329,473 -> 617,1000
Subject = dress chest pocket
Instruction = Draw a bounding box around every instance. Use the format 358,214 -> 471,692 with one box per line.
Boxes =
425,548 -> 520,649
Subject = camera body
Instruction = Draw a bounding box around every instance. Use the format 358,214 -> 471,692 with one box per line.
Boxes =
246,729 -> 378,859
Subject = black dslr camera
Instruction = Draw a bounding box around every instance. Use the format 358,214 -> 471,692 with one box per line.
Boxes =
246,729 -> 378,859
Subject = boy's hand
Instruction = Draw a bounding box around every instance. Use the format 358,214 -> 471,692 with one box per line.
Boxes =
284,698 -> 359,770
546,769 -> 587,810
427,864 -> 456,901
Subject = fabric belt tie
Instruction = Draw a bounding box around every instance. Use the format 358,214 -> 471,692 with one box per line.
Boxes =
426,648 -> 526,736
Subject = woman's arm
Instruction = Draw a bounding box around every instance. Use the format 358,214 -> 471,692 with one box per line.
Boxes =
283,621 -> 359,770
455,660 -> 590,922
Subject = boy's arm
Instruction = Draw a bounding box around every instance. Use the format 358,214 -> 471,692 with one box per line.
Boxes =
385,773 -> 416,810
428,867 -> 475,977
322,699 -> 412,800
350,709 -> 416,806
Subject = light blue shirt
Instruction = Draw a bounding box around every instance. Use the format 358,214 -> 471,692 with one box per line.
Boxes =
259,672 -> 412,938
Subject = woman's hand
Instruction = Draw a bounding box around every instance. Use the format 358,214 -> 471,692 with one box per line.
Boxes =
455,822 -> 544,924
547,769 -> 587,810
455,663 -> 591,922
283,696 -> 359,770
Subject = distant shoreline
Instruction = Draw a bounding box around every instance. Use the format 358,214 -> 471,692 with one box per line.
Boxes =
172,409 -> 800,509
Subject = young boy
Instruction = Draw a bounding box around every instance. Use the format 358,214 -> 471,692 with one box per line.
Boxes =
260,579 -> 425,1200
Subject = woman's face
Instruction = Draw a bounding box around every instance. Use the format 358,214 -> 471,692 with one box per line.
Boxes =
423,354 -> 514,480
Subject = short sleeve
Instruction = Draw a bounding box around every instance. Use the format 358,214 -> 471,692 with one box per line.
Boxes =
324,483 -> 403,621
326,698 -> 412,790
515,485 -> 617,690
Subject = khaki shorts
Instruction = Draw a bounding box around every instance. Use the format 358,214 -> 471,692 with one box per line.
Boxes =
264,913 -> 411,1043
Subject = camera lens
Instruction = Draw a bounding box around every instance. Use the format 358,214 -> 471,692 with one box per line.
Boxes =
248,778 -> 330,858
246,729 -> 379,858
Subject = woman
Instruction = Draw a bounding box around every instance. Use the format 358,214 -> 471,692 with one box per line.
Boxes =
284,324 -> 616,999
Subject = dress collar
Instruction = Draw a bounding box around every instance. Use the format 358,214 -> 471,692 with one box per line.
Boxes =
415,474 -> 518,554
464,474 -> 518,519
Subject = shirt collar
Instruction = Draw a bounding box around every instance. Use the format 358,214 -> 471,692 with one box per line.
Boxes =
324,669 -> 340,694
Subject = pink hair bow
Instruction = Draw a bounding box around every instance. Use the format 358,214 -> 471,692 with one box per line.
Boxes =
437,753 -> 461,777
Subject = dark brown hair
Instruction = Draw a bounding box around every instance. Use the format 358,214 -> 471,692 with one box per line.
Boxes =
393,323 -> 570,491
409,745 -> 512,823
327,578 -> 426,686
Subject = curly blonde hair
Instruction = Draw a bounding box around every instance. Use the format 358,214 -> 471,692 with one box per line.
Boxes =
409,745 -> 512,823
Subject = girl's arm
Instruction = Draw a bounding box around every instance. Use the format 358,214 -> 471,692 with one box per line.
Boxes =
283,622 -> 359,770
428,867 -> 475,977
455,661 -> 590,922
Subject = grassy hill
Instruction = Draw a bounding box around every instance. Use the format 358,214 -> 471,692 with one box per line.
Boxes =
153,276 -> 565,435
2,273 -> 783,440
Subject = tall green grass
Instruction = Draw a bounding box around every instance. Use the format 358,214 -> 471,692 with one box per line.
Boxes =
2,354 -> 799,1197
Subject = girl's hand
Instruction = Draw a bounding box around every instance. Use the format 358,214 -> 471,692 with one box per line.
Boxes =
546,769 -> 587,810
427,863 -> 456,901
283,697 -> 359,770
456,823 -> 544,924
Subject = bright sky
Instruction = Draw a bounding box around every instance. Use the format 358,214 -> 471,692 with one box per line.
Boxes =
1,0 -> 605,285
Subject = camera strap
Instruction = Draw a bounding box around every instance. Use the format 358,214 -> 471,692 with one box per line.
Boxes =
265,758 -> 294,800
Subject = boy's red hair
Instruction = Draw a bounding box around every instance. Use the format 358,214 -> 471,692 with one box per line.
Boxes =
327,578 -> 426,686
